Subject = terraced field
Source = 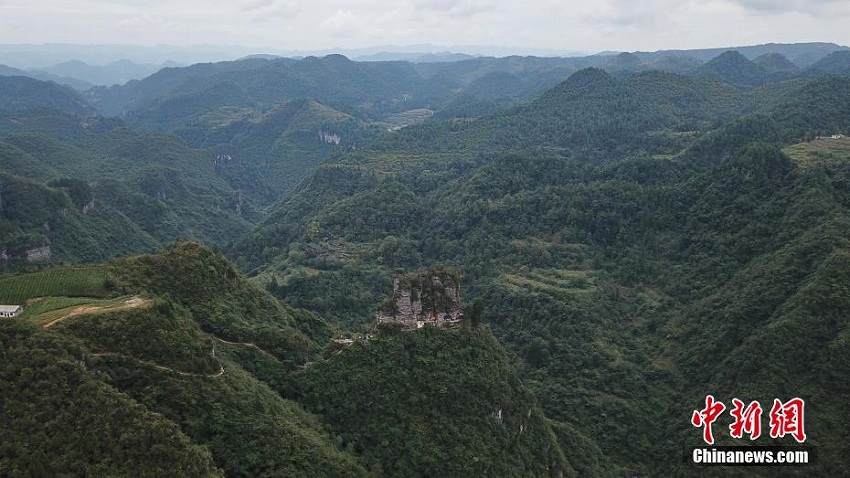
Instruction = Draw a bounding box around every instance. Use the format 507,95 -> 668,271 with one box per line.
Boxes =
499,268 -> 596,297
381,108 -> 435,130
784,136 -> 850,167
0,266 -> 111,303
0,265 -> 138,327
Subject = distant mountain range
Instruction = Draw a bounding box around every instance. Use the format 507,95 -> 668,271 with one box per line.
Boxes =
628,41 -> 849,67
0,63 -> 93,90
0,44 -> 255,69
9,43 -> 849,268
36,59 -> 181,87
1,41 -> 847,92
81,42 -> 850,131
0,59 -> 181,90
0,61 -> 172,92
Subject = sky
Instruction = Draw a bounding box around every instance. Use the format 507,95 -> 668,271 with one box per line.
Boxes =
2,0 -> 849,56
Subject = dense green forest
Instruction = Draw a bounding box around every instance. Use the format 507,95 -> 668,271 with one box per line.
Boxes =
227,56 -> 850,475
0,243 -> 576,476
3,44 -> 850,476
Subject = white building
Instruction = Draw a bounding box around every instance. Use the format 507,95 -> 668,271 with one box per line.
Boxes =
0,305 -> 23,318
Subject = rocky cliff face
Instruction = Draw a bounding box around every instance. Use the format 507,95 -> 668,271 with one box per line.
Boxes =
318,130 -> 341,145
26,245 -> 51,263
376,267 -> 463,329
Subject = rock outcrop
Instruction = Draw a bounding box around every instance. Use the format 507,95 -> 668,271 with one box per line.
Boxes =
26,245 -> 51,263
376,267 -> 463,329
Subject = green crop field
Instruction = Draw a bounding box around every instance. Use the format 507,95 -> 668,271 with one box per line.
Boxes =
0,266 -> 111,303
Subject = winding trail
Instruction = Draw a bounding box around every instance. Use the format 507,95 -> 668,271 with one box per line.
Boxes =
213,337 -> 281,362
43,306 -> 102,328
90,352 -> 225,378
45,299 -> 285,377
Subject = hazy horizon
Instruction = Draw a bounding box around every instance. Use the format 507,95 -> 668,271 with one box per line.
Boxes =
2,1 -> 849,63
0,42 -> 586,69
0,40 -> 847,71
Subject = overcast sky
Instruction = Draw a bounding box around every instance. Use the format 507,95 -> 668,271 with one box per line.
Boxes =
2,0 -> 849,55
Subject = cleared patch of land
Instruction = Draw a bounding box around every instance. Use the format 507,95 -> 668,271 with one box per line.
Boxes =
784,136 -> 850,167
499,268 -> 596,297
380,109 -> 435,130
22,296 -> 149,328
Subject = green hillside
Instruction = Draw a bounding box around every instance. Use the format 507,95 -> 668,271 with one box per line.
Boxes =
0,320 -> 224,477
0,244 -> 363,476
0,77 -> 260,267
0,242 -> 604,476
804,50 -> 850,77
226,69 -> 850,475
191,99 -> 381,204
753,53 -> 800,81
693,50 -> 768,87
0,76 -> 97,119
0,170 -> 161,267
298,326 -> 580,477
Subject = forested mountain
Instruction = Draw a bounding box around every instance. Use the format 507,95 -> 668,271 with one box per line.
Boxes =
693,51 -> 769,87
38,59 -> 172,87
0,65 -> 94,91
226,68 -> 850,475
86,55 -> 423,122
2,43 -> 850,476
169,98 -> 378,204
631,42 -> 848,68
83,44 -> 850,133
0,77 -> 255,266
803,49 -> 850,77
0,76 -> 97,122
1,242 -> 578,476
753,53 -> 800,82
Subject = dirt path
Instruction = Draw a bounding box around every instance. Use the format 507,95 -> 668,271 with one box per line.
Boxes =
91,352 -> 225,378
43,306 -> 102,328
214,337 -> 281,362
43,297 -> 148,329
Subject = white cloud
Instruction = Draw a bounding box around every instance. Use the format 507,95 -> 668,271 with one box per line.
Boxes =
320,9 -> 364,37
244,0 -> 301,22
244,0 -> 277,12
730,0 -> 849,14
412,0 -> 497,17
0,0 -> 847,53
